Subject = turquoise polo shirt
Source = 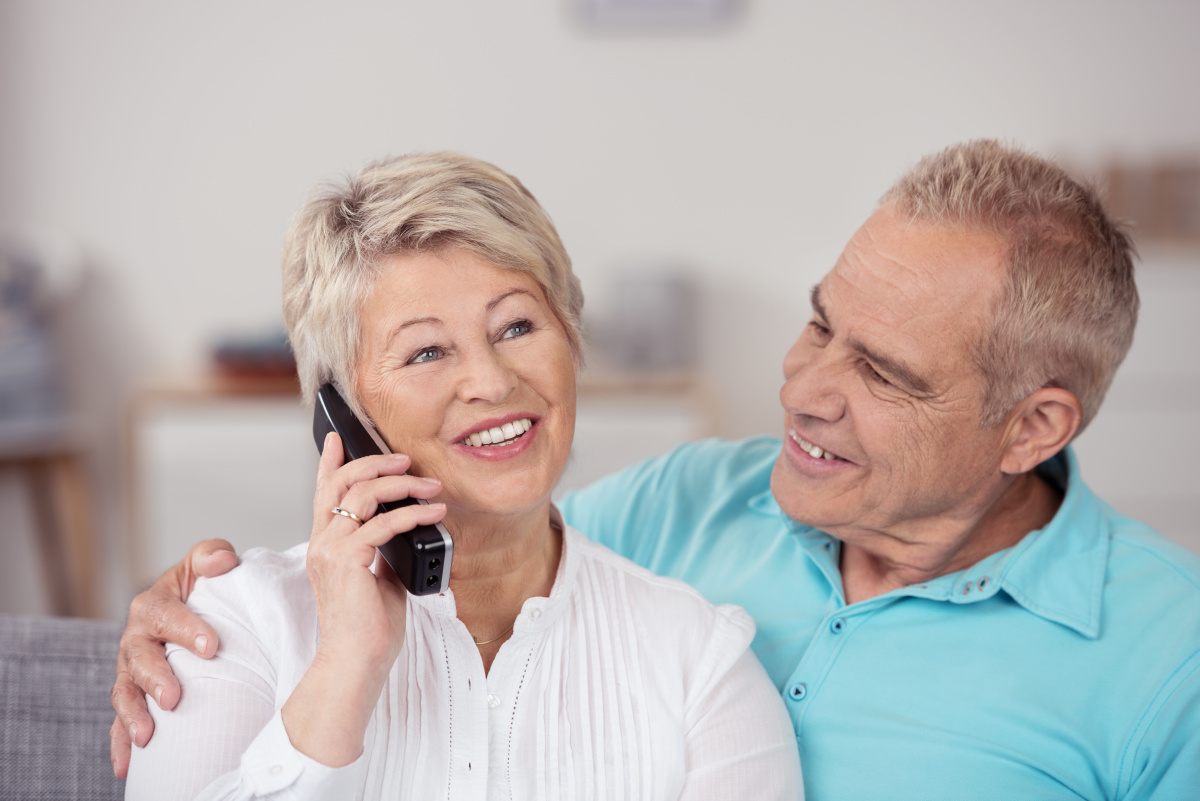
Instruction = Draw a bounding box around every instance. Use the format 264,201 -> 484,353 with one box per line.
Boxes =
559,437 -> 1200,800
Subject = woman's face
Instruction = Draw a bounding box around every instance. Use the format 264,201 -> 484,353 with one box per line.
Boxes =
355,247 -> 578,521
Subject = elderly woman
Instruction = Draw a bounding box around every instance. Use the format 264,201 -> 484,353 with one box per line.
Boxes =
123,153 -> 800,799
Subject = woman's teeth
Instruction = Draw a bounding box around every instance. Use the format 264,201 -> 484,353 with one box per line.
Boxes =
789,429 -> 841,461
463,419 -> 533,447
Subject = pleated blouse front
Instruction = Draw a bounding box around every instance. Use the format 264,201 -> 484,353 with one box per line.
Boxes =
126,525 -> 801,800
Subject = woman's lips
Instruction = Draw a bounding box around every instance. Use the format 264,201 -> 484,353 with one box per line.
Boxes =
452,418 -> 538,461
460,418 -> 533,447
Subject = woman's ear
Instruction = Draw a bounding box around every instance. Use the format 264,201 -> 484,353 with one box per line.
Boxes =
1000,387 -> 1083,475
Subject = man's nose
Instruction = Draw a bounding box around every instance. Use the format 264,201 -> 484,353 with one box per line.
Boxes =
456,345 -> 518,405
780,340 -> 847,422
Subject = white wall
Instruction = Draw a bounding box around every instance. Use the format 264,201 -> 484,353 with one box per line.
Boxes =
2,0 -> 1199,617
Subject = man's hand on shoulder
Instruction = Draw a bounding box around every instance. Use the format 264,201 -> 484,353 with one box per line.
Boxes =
110,539 -> 239,779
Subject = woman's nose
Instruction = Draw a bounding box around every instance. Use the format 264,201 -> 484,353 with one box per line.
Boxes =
780,339 -> 847,423
456,346 -> 518,405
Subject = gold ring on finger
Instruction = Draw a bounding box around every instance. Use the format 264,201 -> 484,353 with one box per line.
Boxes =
331,506 -> 364,524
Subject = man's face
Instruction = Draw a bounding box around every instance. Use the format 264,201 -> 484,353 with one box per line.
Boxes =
770,204 -> 1016,558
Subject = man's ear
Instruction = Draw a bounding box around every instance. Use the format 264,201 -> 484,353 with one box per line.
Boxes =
1000,388 -> 1083,475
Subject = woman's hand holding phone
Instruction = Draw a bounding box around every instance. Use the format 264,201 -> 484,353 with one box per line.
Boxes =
281,432 -> 447,768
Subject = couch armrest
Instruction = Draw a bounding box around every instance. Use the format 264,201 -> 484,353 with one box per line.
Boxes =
0,614 -> 124,800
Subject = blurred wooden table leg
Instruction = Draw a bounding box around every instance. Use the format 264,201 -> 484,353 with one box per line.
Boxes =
17,452 -> 100,618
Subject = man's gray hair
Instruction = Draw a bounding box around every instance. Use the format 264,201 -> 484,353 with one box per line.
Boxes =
281,152 -> 583,417
883,139 -> 1138,433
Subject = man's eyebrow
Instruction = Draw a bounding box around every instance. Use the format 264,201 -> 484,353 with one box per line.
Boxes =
849,340 -> 934,395
810,285 -> 826,319
809,284 -> 934,396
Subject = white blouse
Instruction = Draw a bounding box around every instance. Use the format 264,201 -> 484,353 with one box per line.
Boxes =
125,524 -> 801,800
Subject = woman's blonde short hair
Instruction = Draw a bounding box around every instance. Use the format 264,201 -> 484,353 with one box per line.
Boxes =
883,140 -> 1138,434
281,152 -> 584,414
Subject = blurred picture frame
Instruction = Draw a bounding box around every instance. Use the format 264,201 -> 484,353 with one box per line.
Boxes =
571,0 -> 743,29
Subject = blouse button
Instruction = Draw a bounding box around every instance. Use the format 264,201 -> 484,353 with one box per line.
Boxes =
487,694 -> 502,709
268,765 -> 283,777
528,608 -> 542,621
788,683 -> 807,701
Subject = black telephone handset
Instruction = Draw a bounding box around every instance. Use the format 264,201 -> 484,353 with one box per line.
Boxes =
313,383 -> 452,596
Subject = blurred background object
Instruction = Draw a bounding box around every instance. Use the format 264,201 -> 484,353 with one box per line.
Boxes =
570,0 -> 743,30
0,228 -> 101,616
1103,159 -> 1200,244
210,327 -> 297,381
1,0 -> 1198,617
586,269 -> 700,376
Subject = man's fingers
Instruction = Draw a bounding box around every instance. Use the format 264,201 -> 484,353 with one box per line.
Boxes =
189,538 -> 239,580
110,717 -> 132,779
121,632 -> 184,708
110,676 -> 154,752
128,591 -> 219,658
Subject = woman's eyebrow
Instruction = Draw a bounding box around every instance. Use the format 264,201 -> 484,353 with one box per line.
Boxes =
486,288 -> 537,311
386,316 -> 440,348
385,289 -> 538,345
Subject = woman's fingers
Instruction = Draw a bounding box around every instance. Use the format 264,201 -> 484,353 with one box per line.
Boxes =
312,433 -> 429,519
331,474 -> 443,524
358,502 -> 447,549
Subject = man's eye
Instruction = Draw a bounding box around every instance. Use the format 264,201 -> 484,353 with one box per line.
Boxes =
808,320 -> 831,340
864,362 -> 892,386
501,320 -> 533,340
409,347 -> 443,365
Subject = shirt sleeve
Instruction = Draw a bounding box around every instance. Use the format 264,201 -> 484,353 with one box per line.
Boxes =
123,584 -> 370,799
677,607 -> 804,801
1119,650 -> 1200,800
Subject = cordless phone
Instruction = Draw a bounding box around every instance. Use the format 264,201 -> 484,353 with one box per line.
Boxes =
313,383 -> 452,596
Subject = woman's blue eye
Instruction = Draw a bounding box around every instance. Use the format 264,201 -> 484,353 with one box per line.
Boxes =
410,347 -> 442,364
501,321 -> 532,340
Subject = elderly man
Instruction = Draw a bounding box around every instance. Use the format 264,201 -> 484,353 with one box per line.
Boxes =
111,141 -> 1200,798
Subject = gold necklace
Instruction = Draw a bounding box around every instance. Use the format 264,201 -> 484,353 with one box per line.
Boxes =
472,623 -> 514,647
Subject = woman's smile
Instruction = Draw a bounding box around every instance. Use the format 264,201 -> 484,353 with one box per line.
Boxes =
455,414 -> 538,458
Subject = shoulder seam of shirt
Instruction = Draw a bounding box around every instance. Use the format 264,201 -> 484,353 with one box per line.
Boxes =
1109,531 -> 1200,595
1115,646 -> 1200,797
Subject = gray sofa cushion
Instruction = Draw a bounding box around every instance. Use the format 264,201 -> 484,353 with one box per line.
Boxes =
0,614 -> 124,801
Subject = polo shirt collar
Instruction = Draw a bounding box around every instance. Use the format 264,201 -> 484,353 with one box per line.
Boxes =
988,447 -> 1108,639
750,446 -> 1108,639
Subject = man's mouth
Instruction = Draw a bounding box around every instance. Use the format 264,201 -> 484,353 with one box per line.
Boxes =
461,418 -> 533,447
789,428 -> 845,462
